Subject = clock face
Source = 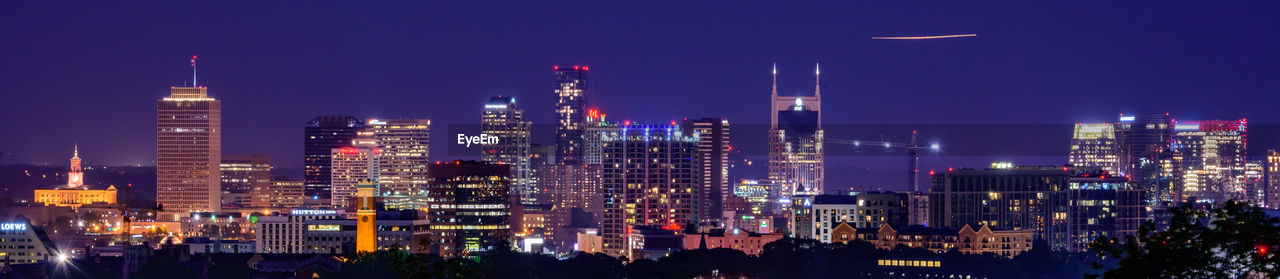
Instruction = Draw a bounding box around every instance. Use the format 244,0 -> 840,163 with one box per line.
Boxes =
361,216 -> 369,222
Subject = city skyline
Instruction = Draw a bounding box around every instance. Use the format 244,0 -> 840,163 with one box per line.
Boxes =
4,2 -> 1280,190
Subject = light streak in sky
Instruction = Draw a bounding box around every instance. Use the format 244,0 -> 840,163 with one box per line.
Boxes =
871,34 -> 977,40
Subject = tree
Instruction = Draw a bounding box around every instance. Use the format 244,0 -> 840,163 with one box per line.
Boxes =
1089,200 -> 1280,278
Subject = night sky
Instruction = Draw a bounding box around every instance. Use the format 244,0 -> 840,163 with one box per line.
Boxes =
3,2 -> 1278,190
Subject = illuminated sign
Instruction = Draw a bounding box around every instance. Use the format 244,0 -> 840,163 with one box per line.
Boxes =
0,223 -> 27,231
1174,123 -> 1200,131
291,209 -> 338,215
456,133 -> 499,147
1119,116 -> 1135,122
991,162 -> 1015,169
307,225 -> 341,231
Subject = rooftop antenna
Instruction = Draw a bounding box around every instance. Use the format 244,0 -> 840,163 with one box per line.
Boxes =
190,55 -> 198,87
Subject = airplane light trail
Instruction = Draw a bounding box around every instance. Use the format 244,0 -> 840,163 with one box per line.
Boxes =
871,34 -> 977,40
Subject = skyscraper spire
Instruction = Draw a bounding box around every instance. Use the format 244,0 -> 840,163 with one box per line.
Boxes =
191,55 -> 198,87
73,144 -> 79,158
771,63 -> 778,97
814,62 -> 821,97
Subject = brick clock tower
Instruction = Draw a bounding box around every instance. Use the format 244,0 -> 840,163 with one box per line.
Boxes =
355,180 -> 378,253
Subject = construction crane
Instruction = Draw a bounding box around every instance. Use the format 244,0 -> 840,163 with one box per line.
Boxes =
826,130 -> 940,192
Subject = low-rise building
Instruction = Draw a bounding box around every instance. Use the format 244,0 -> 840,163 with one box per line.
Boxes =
832,223 -> 1035,258
0,221 -> 58,264
682,229 -> 783,255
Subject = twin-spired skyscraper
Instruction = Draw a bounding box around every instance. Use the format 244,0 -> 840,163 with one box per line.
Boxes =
768,64 -> 825,206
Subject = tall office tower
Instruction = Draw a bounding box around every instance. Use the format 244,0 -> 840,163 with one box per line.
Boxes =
1266,150 -> 1280,209
1171,119 -> 1247,203
929,165 -> 1071,250
554,65 -> 589,165
1065,169 -> 1145,253
330,132 -> 379,209
1069,123 -> 1120,174
537,164 -> 603,252
583,109 -> 621,165
304,116 -> 365,205
220,154 -> 272,207
157,85 -> 221,215
368,118 -> 431,209
682,118 -> 731,223
768,64 -> 824,203
428,161 -> 512,258
600,124 -> 700,257
481,97 -> 533,203
1115,114 -> 1174,205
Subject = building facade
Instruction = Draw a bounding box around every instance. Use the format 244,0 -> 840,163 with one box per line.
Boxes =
330,132 -> 379,209
0,221 -> 57,264
1171,119 -> 1247,203
928,166 -> 1071,250
304,116 -> 365,205
220,154 -> 271,207
267,179 -> 305,209
157,86 -> 221,215
554,65 -> 588,165
833,223 -> 1035,258
1115,114 -> 1175,206
682,229 -> 783,256
255,209 -> 347,254
481,97 -> 533,203
427,161 -> 512,257
1065,173 -> 1145,253
682,118 -> 731,223
600,124 -> 700,257
1069,123 -> 1120,174
1267,150 -> 1280,209
583,109 -> 620,166
537,164 -> 603,252
367,118 -> 431,209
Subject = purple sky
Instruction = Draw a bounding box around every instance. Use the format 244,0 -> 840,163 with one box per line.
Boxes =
3,1 -> 1278,189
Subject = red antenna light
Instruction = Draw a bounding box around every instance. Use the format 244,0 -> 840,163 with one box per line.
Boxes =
573,65 -> 580,70
553,65 -> 559,70
582,66 -> 589,70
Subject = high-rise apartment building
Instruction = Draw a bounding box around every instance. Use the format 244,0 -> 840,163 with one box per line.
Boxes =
600,124 -> 699,257
330,132 -> 379,209
682,118 -> 731,223
220,154 -> 271,207
367,118 -> 430,209
304,116 -> 365,205
554,65 -> 588,165
157,85 -> 221,215
768,64 -> 824,203
428,161 -> 512,258
1069,123 -> 1120,174
1171,119 -> 1247,203
537,164 -> 603,252
481,97 -> 532,203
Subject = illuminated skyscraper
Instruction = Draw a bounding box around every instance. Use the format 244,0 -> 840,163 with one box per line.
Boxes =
368,118 -> 430,209
481,97 -> 532,203
1171,119 -> 1247,203
1115,114 -> 1174,205
157,85 -> 221,215
554,65 -> 588,165
583,109 -> 620,166
600,124 -> 700,257
769,64 -> 824,201
929,165 -> 1071,250
682,118 -> 731,223
1069,123 -> 1120,174
428,161 -> 512,258
1266,150 -> 1280,209
330,132 -> 379,209
305,116 -> 364,205
220,154 -> 272,207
